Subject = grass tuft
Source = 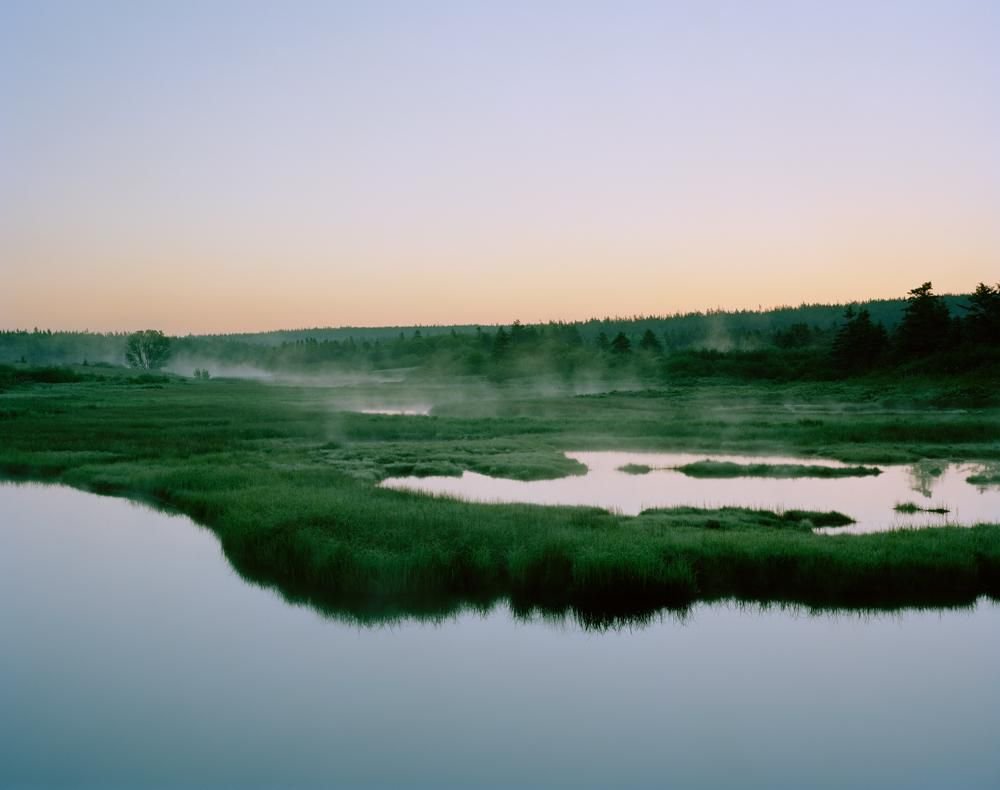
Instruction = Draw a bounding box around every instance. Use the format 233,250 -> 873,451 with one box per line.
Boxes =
894,501 -> 951,515
619,463 -> 652,475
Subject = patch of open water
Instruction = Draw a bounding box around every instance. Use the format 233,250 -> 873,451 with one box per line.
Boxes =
1,483 -> 998,787
381,451 -> 1000,533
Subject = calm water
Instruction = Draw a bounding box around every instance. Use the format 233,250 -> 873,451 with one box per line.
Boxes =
382,451 -> 1000,533
2,483 -> 999,789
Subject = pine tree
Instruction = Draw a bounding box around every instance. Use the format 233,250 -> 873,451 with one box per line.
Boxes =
638,329 -> 663,353
895,282 -> 951,358
963,282 -> 1000,344
831,307 -> 889,373
610,332 -> 632,355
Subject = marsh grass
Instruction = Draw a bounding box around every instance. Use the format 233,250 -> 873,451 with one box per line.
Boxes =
637,506 -> 855,529
895,501 -> 952,515
674,460 -> 882,478
2,371 -> 999,622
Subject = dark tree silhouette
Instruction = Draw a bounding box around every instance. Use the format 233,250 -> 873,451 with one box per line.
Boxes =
491,327 -> 511,358
963,282 -> 1000,344
895,282 -> 951,358
773,322 -> 812,349
124,330 -> 171,370
638,329 -> 663,353
831,307 -> 888,373
596,332 -> 610,351
610,332 -> 632,355
562,325 -> 584,346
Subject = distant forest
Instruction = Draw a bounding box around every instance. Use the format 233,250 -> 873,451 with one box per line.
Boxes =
2,282 -> 998,383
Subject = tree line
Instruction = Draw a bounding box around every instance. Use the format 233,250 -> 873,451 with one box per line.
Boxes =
831,282 -> 1000,374
1,282 -> 996,381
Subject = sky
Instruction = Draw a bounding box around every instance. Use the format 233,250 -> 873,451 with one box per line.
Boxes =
2,1 -> 998,334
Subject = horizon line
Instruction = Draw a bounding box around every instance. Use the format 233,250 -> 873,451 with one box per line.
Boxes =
0,288 -> 980,338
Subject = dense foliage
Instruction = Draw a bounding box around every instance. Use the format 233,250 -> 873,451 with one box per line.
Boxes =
1,283 -> 996,384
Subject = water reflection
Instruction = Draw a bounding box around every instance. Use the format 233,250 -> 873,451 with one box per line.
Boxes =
1,483 -> 998,789
382,452 -> 1000,534
966,462 -> 1000,492
907,459 -> 947,497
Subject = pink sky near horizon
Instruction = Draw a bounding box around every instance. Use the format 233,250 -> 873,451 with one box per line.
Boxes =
2,2 -> 997,334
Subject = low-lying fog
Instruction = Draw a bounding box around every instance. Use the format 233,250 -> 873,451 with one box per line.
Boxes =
358,407 -> 432,416
166,357 -> 408,386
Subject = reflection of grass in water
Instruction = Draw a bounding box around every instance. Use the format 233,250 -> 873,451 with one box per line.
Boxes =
895,501 -> 951,514
908,460 -> 948,497
673,460 -> 882,479
967,463 -> 1000,486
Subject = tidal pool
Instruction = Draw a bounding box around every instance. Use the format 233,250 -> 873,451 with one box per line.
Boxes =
381,452 -> 1000,534
2,483 -> 999,789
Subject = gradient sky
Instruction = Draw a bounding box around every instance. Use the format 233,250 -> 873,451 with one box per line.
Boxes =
2,1 -> 998,333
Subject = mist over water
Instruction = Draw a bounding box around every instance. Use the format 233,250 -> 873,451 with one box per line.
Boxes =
358,407 -> 432,416
165,356 -> 411,386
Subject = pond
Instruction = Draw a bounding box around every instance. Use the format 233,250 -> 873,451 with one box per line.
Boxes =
381,452 -> 1000,533
1,482 -> 998,788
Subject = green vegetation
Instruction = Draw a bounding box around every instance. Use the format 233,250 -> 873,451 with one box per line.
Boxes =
1,363 -> 999,624
895,502 -> 951,515
673,460 -> 882,478
619,463 -> 652,475
2,282 -> 998,390
125,329 -> 172,370
638,507 -> 856,529
618,460 -> 882,479
2,280 -> 998,623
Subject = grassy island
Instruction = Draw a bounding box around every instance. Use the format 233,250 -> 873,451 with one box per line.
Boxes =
672,460 -> 882,478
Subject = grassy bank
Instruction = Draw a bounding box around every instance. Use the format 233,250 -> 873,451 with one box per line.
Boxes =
1,370 -> 999,622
